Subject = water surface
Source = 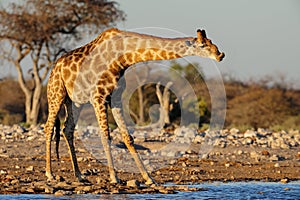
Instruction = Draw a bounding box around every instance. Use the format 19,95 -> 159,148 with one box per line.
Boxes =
1,182 -> 299,200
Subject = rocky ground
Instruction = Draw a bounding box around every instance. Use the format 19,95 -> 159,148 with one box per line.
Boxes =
0,124 -> 299,195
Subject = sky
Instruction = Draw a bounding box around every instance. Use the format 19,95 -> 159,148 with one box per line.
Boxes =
1,0 -> 299,87
114,0 -> 300,87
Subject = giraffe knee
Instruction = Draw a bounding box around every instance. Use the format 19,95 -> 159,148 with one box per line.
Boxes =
44,123 -> 54,139
102,132 -> 112,141
63,127 -> 74,141
122,133 -> 134,146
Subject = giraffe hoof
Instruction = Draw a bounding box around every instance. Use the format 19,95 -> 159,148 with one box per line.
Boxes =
110,177 -> 120,184
47,176 -> 56,182
46,172 -> 55,182
145,179 -> 156,186
78,175 -> 89,183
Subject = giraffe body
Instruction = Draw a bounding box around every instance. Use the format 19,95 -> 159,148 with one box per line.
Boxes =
45,28 -> 224,184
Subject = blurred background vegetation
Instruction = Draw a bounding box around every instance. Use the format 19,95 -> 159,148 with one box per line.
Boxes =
0,1 -> 299,131
1,61 -> 299,131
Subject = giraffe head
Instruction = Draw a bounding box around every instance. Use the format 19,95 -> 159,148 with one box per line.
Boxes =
185,29 -> 225,62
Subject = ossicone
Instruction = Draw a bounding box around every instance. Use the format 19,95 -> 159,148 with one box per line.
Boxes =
196,29 -> 206,42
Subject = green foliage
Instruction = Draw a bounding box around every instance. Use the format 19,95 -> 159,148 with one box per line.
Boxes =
169,62 -> 210,126
19,122 -> 31,128
198,98 -> 208,117
270,115 -> 300,131
0,110 -> 23,126
128,84 -> 157,125
169,61 -> 205,84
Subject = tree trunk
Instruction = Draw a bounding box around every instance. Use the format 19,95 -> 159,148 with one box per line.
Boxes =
20,83 -> 42,125
137,86 -> 145,125
28,84 -> 42,125
24,91 -> 33,124
14,43 -> 44,125
156,82 -> 173,126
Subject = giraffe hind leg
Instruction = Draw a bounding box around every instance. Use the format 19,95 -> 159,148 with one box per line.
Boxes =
62,98 -> 87,182
53,117 -> 61,160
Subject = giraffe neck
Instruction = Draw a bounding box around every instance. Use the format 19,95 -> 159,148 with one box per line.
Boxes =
101,29 -> 194,69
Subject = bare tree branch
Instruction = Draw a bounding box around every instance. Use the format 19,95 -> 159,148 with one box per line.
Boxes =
0,0 -> 125,124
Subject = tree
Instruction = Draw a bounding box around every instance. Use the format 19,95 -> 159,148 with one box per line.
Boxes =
156,82 -> 173,125
129,65 -> 151,125
0,0 -> 125,125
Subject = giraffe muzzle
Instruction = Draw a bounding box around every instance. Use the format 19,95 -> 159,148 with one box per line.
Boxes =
217,52 -> 225,62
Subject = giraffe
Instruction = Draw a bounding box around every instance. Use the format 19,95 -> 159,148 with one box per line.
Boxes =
44,28 -> 225,184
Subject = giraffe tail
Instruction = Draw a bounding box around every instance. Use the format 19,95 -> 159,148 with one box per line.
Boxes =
53,118 -> 61,160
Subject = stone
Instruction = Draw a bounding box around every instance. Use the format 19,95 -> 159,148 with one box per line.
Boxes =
230,128 -> 240,135
280,143 -> 290,149
26,188 -> 35,193
274,163 -> 280,168
244,130 -> 257,138
0,148 -> 7,154
166,151 -> 176,157
78,148 -> 86,153
54,190 -> 73,196
280,178 -> 289,183
143,159 -> 150,165
77,157 -> 85,162
201,154 -> 209,159
169,160 -> 176,165
45,186 -> 54,194
270,155 -> 279,161
261,150 -> 270,156
55,181 -> 73,189
237,150 -> 243,155
126,179 -> 140,187
245,138 -> 253,145
193,135 -> 203,144
26,166 -> 34,171
225,163 -> 231,167
0,153 -> 9,158
227,135 -> 236,140
79,186 -> 93,192
250,151 -> 258,159
11,179 -> 20,185
26,136 -> 36,141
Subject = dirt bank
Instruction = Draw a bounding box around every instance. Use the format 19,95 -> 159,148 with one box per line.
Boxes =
0,125 -> 299,194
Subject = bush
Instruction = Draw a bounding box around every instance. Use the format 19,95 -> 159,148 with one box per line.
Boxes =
225,82 -> 300,129
1,113 -> 23,126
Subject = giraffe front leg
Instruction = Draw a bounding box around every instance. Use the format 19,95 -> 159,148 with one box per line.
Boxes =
94,101 -> 119,184
112,107 -> 155,185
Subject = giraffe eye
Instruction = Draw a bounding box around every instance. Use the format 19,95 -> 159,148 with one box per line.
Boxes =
199,45 -> 205,49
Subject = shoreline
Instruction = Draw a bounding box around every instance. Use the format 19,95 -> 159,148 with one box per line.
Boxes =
0,124 -> 299,194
